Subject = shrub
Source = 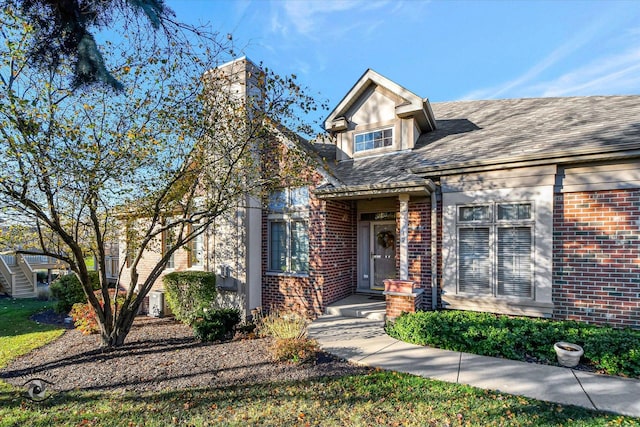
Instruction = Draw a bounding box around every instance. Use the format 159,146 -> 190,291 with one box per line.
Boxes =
163,271 -> 217,326
36,286 -> 51,301
270,338 -> 319,364
386,310 -> 640,378
255,309 -> 308,340
254,308 -> 317,363
50,272 -> 100,314
192,308 -> 241,342
69,289 -> 130,335
70,302 -> 99,335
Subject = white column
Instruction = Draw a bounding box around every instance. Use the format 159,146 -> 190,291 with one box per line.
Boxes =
399,194 -> 410,281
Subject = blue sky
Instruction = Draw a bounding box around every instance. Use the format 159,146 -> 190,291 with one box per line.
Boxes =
167,0 -> 640,127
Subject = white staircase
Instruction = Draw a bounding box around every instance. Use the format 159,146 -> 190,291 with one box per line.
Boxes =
0,253 -> 41,299
11,269 -> 36,298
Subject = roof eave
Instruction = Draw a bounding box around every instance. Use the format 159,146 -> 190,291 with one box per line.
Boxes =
412,145 -> 640,177
315,180 -> 435,200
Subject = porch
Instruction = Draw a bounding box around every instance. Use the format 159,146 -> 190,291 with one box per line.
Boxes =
317,185 -> 438,312
0,253 -> 68,298
324,294 -> 386,320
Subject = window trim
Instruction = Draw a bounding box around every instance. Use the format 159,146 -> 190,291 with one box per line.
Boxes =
354,126 -> 394,153
267,187 -> 310,275
456,202 -> 535,299
188,228 -> 205,269
162,228 -> 176,270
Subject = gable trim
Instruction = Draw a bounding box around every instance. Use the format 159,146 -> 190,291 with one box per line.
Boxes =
324,69 -> 436,133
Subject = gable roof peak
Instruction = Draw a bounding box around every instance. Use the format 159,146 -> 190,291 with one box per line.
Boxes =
325,68 -> 436,132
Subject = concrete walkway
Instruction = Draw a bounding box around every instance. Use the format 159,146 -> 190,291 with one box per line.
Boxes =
308,313 -> 640,418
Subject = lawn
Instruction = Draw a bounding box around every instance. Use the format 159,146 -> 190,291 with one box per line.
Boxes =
0,299 -> 64,369
1,371 -> 637,426
0,299 -> 638,426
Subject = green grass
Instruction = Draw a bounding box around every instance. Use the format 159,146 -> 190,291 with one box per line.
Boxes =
0,298 -> 65,395
0,299 -> 64,369
0,301 -> 637,426
0,371 -> 637,426
84,256 -> 95,270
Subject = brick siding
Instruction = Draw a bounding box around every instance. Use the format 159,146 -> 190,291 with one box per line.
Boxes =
407,199 -> 434,309
386,293 -> 422,320
262,194 -> 356,318
553,189 -> 640,328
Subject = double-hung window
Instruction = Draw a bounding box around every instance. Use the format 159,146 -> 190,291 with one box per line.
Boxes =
268,187 -> 309,274
162,228 -> 176,269
457,203 -> 533,298
189,231 -> 204,268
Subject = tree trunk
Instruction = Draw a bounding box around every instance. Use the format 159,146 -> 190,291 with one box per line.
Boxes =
99,307 -> 137,348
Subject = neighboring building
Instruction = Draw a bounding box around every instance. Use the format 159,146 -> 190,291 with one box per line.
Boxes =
124,58 -> 640,329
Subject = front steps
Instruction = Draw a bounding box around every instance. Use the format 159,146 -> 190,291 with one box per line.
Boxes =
324,294 -> 386,321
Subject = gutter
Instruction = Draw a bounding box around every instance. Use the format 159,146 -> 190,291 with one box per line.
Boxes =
411,146 -> 640,177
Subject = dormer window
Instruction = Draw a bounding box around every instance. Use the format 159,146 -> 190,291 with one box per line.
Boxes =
354,128 -> 393,152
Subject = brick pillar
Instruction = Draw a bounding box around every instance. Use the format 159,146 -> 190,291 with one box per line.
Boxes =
383,279 -> 423,321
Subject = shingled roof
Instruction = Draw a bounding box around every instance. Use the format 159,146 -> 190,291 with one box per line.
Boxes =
312,95 -> 640,191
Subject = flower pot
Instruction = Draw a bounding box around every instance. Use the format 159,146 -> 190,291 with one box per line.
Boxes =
554,342 -> 584,368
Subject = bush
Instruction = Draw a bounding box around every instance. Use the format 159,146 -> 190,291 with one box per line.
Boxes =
270,337 -> 319,364
253,308 -> 317,363
386,310 -> 640,378
255,309 -> 308,340
163,271 -> 217,326
70,302 -> 99,335
192,308 -> 241,342
36,286 -> 50,301
69,289 -> 130,335
50,271 -> 100,314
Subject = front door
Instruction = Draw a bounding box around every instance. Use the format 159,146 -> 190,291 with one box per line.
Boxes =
370,222 -> 396,290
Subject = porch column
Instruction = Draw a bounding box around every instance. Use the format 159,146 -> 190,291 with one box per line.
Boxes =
399,194 -> 409,281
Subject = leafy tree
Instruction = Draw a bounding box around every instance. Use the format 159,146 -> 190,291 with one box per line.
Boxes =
0,5 -> 320,347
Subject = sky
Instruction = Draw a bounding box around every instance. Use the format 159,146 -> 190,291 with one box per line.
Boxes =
166,0 -> 640,129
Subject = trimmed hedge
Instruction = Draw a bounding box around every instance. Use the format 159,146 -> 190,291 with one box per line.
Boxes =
192,308 -> 240,342
163,271 -> 217,326
50,271 -> 101,314
386,310 -> 640,378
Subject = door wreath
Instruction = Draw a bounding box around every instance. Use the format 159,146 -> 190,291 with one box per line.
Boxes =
376,230 -> 395,249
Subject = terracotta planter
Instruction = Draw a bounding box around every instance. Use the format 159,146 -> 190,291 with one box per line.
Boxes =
554,342 -> 584,368
383,279 -> 416,294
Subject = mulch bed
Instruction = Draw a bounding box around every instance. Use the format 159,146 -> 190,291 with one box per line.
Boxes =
1,316 -> 369,393
30,308 -> 74,328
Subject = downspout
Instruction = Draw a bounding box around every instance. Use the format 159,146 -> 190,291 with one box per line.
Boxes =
430,186 -> 439,310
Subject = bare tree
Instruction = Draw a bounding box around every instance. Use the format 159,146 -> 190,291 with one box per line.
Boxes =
0,5 -> 319,347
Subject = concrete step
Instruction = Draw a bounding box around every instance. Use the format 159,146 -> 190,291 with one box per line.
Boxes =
325,294 -> 386,321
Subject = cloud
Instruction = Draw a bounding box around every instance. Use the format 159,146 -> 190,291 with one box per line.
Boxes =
269,0 -> 393,40
535,47 -> 640,97
464,21 -> 611,100
459,7 -> 637,101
